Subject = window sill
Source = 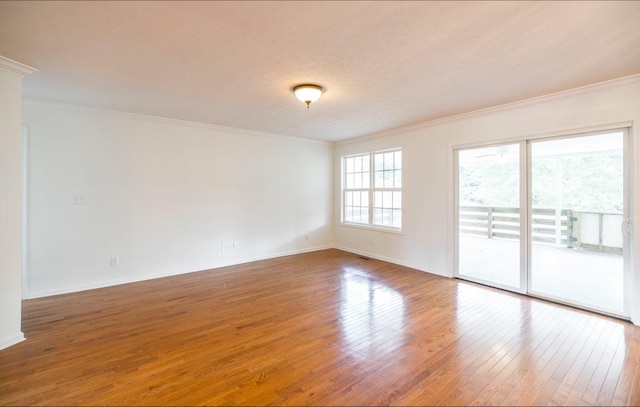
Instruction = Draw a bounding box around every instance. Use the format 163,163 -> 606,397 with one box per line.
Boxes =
339,222 -> 404,235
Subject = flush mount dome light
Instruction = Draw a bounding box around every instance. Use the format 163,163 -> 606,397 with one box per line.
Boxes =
292,84 -> 325,109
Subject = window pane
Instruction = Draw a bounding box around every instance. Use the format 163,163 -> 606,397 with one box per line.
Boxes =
363,155 -> 370,172
394,170 -> 402,188
384,152 -> 394,170
345,206 -> 353,222
530,133 -> 624,313
345,191 -> 352,206
346,173 -> 354,189
392,209 -> 402,228
374,208 -> 383,225
458,143 -> 521,289
374,171 -> 384,188
383,209 -> 392,225
383,191 -> 392,208
374,209 -> 383,225
374,153 -> 384,171
354,156 -> 362,172
384,170 -> 394,188
354,173 -> 362,188
361,191 -> 369,207
360,208 -> 369,224
345,157 -> 354,173
353,191 -> 360,206
349,207 -> 357,223
394,151 -> 402,169
393,191 -> 402,209
373,208 -> 382,225
374,191 -> 382,208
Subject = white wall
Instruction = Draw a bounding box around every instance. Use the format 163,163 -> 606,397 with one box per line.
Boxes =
23,102 -> 333,298
0,57 -> 35,350
17,74 -> 640,328
333,75 -> 640,324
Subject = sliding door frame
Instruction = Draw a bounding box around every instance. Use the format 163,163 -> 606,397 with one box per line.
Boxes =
454,123 -> 632,319
454,140 -> 527,295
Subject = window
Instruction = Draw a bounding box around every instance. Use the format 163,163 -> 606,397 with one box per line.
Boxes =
342,149 -> 402,230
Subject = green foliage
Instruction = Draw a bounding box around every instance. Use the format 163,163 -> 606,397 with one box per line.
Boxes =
532,155 -> 622,213
459,160 -> 519,207
460,154 -> 623,213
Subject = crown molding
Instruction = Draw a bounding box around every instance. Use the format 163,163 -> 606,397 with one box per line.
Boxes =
0,55 -> 37,77
22,99 -> 331,146
337,73 -> 640,146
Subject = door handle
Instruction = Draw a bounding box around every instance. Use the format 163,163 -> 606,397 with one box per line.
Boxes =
621,218 -> 632,238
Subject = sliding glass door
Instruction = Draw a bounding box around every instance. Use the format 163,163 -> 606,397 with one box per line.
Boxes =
455,129 -> 630,318
457,143 -> 523,291
529,132 -> 627,315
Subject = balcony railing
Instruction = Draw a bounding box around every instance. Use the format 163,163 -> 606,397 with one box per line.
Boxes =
459,206 -> 623,254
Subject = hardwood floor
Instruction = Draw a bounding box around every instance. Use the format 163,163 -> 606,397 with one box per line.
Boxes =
1,249 -> 638,406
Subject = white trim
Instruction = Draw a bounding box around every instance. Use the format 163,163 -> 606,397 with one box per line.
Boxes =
21,99 -> 331,146
451,121 -> 634,151
332,244 -> 450,278
0,55 -> 37,77
338,222 -> 404,235
522,140 -> 530,295
448,145 -> 457,279
337,74 -> 640,146
623,128 -> 632,318
24,245 -> 333,299
0,332 -> 25,351
631,119 -> 640,326
22,126 -> 29,299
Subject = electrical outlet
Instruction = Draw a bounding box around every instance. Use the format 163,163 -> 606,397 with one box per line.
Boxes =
233,241 -> 239,250
110,256 -> 120,266
73,194 -> 86,205
221,242 -> 235,251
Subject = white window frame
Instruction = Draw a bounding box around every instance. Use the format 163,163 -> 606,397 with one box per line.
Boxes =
342,148 -> 402,231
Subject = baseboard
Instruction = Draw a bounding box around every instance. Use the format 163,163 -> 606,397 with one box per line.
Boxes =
0,332 -> 25,351
25,245 -> 334,299
331,244 -> 451,278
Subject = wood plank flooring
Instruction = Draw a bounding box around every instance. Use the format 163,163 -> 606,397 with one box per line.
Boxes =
1,249 -> 639,406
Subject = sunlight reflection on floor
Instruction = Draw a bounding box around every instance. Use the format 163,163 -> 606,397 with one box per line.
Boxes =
338,266 -> 408,361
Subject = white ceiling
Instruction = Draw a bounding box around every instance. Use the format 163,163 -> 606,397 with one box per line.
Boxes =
1,1 -> 639,142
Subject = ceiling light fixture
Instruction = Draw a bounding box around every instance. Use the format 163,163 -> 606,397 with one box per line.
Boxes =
292,84 -> 325,109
